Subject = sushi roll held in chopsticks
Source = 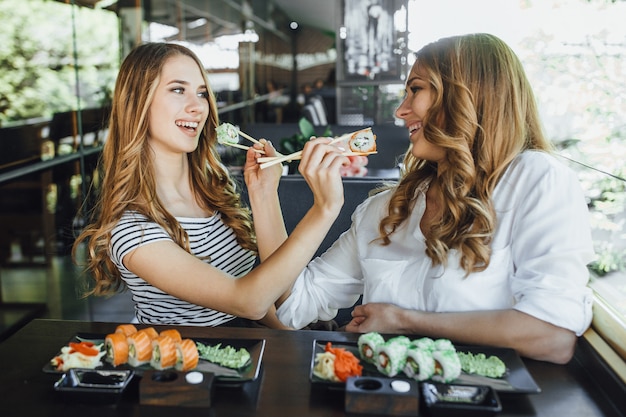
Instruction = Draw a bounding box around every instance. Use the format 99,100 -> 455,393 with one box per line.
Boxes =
348,128 -> 377,153
150,335 -> 177,370
105,332 -> 129,367
357,332 -> 385,364
376,336 -> 411,377
216,122 -> 240,145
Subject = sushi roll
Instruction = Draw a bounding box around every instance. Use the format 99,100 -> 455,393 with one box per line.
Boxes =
434,338 -> 455,352
432,349 -> 462,383
357,332 -> 385,364
376,337 -> 410,377
137,327 -> 159,341
216,123 -> 239,145
411,337 -> 435,352
150,335 -> 177,370
175,339 -> 200,371
387,335 -> 411,347
403,345 -> 435,381
159,329 -> 182,342
104,332 -> 129,366
115,323 -> 137,337
127,330 -> 153,367
348,128 -> 377,153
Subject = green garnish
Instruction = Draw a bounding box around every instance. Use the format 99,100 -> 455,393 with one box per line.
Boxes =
196,342 -> 251,369
458,351 -> 506,378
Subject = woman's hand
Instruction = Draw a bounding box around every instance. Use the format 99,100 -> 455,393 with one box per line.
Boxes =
244,139 -> 282,197
346,303 -> 408,333
298,137 -> 350,216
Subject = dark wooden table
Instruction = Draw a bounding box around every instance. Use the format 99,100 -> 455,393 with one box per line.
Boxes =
0,319 -> 623,416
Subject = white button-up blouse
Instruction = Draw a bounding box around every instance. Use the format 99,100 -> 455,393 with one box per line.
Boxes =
277,151 -> 595,333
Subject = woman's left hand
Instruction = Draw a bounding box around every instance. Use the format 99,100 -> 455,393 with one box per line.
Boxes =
345,303 -> 408,333
243,139 -> 283,196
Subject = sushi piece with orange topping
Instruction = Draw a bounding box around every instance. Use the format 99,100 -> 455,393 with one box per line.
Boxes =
159,328 -> 182,342
104,332 -> 129,366
127,330 -> 153,367
150,335 -> 177,370
115,323 -> 137,337
137,327 -> 159,340
175,339 -> 199,371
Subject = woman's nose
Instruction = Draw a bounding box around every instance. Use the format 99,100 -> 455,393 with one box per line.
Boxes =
395,97 -> 410,119
187,95 -> 206,113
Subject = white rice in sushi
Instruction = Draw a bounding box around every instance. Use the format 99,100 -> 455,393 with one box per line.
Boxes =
432,349 -> 462,382
403,345 -> 436,381
357,332 -> 385,364
376,338 -> 409,377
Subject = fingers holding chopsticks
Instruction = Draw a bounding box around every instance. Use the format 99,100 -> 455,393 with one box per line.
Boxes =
298,138 -> 351,212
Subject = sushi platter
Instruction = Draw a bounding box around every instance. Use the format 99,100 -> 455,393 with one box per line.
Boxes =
43,332 -> 265,387
309,339 -> 541,394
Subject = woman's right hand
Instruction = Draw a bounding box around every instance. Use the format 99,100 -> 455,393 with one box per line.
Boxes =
298,138 -> 349,216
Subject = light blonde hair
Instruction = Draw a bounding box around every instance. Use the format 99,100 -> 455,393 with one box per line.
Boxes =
73,43 -> 256,296
379,33 -> 553,273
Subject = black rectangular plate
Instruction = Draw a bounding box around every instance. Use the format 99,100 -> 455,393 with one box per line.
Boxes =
309,340 -> 540,394
43,333 -> 265,386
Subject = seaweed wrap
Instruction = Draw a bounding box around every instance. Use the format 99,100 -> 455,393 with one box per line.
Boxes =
432,349 -> 462,382
411,337 -> 435,351
357,332 -> 385,364
403,345 -> 436,381
376,337 -> 409,377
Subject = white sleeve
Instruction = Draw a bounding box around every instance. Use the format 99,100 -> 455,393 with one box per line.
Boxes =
508,159 -> 594,335
276,204 -> 369,329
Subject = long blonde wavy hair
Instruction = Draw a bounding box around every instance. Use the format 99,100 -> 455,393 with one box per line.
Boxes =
379,33 -> 553,274
73,43 -> 256,297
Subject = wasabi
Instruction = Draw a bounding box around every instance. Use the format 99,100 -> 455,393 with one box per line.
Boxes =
457,351 -> 506,378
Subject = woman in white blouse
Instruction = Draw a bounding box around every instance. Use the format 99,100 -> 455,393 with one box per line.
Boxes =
276,33 -> 594,364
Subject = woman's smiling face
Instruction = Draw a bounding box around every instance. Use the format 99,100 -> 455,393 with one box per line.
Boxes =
147,54 -> 210,156
395,62 -> 446,163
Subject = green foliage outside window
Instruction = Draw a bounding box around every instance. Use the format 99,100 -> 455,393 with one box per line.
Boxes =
0,0 -> 119,125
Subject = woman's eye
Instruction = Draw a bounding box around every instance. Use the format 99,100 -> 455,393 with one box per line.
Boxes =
172,87 -> 184,94
198,91 -> 209,99
410,86 -> 422,94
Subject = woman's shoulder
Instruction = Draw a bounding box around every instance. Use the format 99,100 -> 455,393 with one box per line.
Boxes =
511,150 -> 570,172
505,150 -> 578,183
496,150 -> 584,202
115,210 -> 152,229
351,186 -> 393,221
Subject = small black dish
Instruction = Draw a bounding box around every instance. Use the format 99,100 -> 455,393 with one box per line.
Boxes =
422,382 -> 502,417
54,368 -> 135,403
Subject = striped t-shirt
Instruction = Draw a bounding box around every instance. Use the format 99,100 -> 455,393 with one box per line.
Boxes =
110,211 -> 256,326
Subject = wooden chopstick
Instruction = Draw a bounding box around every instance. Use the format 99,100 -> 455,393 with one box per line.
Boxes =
258,151 -> 376,164
238,129 -> 262,145
259,131 -> 358,169
224,142 -> 265,153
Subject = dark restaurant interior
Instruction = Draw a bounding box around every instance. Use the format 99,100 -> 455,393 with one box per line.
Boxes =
0,0 -> 625,416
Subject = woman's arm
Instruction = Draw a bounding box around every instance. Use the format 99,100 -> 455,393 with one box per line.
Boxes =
124,139 -> 349,321
243,139 -> 287,261
346,304 -> 577,364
